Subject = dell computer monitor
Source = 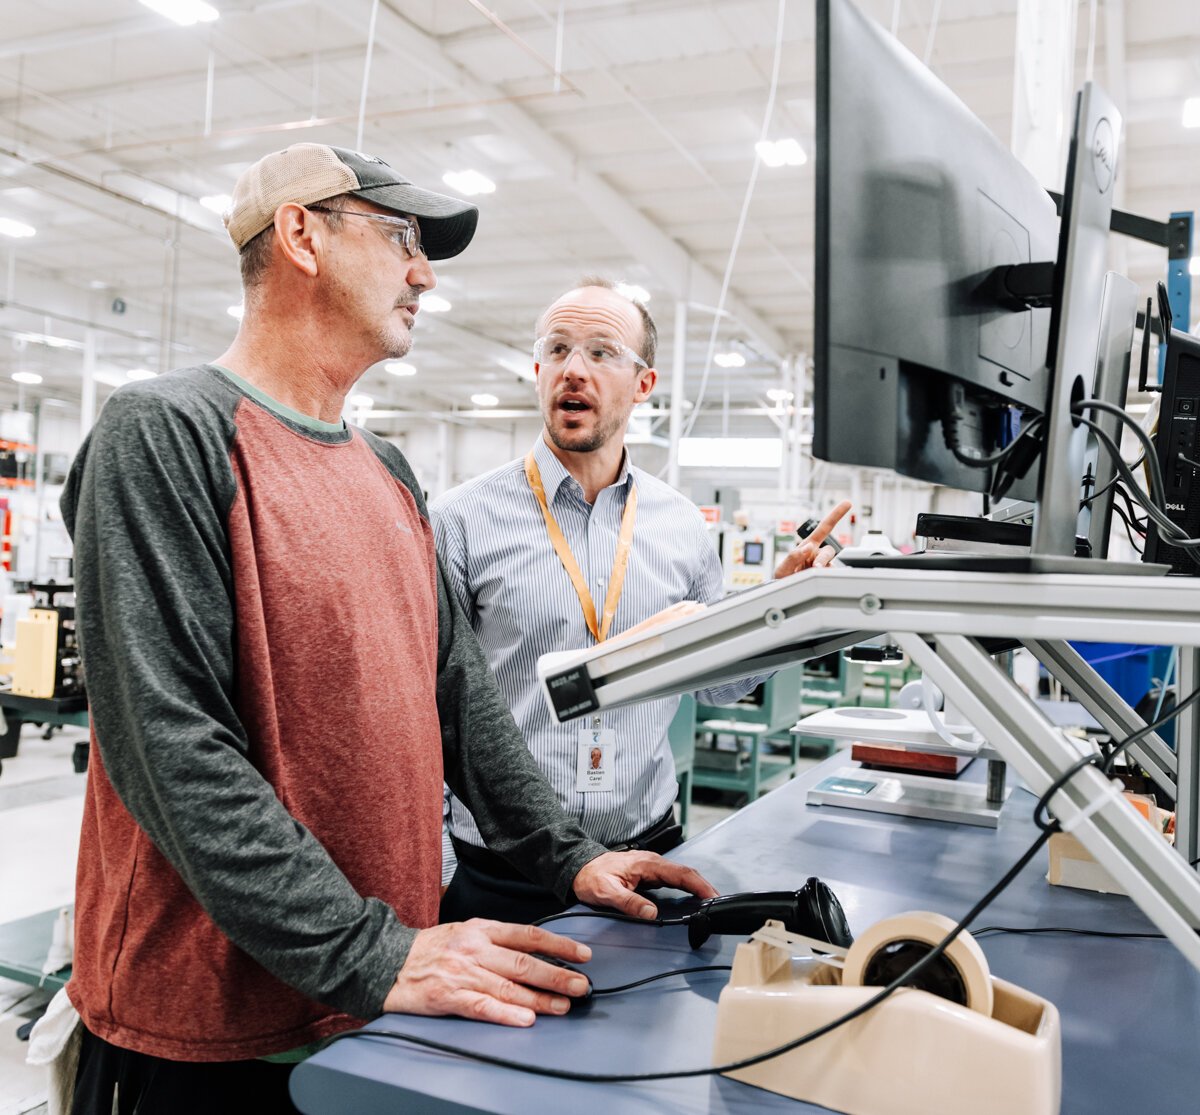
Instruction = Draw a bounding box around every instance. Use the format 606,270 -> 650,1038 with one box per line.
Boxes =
814,0 -> 1141,571
814,0 -> 1058,495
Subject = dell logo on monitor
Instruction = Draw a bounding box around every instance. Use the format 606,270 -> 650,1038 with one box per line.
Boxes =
1091,117 -> 1115,193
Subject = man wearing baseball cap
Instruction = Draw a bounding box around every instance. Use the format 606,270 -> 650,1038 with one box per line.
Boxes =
58,143 -> 715,1113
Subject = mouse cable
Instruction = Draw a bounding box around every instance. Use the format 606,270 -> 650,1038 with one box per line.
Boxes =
592,964 -> 732,996
316,827 -> 1051,1084
531,909 -> 687,930
316,692 -> 1200,1084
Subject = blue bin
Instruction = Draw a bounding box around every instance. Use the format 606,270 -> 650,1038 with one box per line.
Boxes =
1068,642 -> 1156,708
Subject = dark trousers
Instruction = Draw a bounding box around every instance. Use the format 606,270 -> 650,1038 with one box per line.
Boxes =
440,808 -> 683,925
71,1025 -> 299,1115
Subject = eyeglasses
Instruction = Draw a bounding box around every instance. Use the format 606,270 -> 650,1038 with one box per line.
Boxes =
533,334 -> 648,371
307,205 -> 423,259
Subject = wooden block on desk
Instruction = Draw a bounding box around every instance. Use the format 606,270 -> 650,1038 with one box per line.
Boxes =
851,743 -> 970,777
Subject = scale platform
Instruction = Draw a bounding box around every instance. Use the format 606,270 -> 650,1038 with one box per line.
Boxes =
807,765 -> 1009,828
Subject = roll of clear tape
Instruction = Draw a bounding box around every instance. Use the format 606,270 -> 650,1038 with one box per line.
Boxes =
841,911 -> 994,1017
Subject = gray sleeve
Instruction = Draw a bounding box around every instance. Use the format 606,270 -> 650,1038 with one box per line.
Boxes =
62,389 -> 415,1020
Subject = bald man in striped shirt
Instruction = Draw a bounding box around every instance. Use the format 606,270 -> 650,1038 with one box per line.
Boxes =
434,277 -> 848,924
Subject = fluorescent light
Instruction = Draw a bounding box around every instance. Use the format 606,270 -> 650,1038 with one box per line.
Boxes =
11,372 -> 42,385
93,369 -> 129,388
678,437 -> 783,469
0,217 -> 36,239
1190,257 -> 1200,277
714,351 -> 746,368
421,294 -> 452,313
348,393 -> 374,409
138,0 -> 220,26
497,355 -> 534,382
14,331 -> 83,350
616,283 -> 651,303
471,393 -> 500,407
199,194 -> 232,215
227,304 -> 244,320
766,388 -> 794,402
755,138 -> 808,168
126,368 -> 158,381
385,361 -> 416,377
442,170 -> 496,196
1183,98 -> 1200,129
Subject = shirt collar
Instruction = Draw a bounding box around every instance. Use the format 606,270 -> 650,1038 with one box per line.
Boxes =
531,435 -> 635,502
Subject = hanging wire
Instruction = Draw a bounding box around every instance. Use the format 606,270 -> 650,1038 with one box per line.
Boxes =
355,0 -> 381,152
922,0 -> 942,67
679,0 -> 789,443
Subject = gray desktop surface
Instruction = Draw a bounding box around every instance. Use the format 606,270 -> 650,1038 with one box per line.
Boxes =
291,757 -> 1200,1114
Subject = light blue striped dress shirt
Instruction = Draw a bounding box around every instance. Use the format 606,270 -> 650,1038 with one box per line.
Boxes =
432,436 -> 751,862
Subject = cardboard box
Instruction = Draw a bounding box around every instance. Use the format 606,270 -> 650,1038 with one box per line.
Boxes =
1047,794 -> 1174,895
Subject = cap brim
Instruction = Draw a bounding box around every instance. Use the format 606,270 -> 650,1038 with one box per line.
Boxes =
352,183 -> 479,261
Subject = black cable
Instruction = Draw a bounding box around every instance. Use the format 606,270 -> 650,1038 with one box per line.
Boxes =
1073,400 -> 1168,510
1109,502 -> 1145,553
1078,453 -> 1144,509
531,910 -> 683,929
949,414 -> 1043,469
973,925 -> 1165,940
1073,416 -> 1200,568
1112,484 -> 1147,534
319,681 -> 1200,1085
593,965 -> 731,996
317,830 -> 1052,1084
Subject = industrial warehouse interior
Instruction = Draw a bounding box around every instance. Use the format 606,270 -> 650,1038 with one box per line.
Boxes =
1,1 -> 1199,1113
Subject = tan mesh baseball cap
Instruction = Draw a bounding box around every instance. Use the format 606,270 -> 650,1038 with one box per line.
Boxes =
224,143 -> 479,260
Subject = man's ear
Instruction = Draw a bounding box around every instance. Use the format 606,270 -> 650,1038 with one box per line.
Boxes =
273,203 -> 323,278
633,366 -> 658,403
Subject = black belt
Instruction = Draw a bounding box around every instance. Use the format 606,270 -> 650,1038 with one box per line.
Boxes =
451,807 -> 683,883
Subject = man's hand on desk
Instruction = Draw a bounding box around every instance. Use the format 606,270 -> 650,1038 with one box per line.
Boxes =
774,499 -> 853,578
571,850 -> 718,920
383,920 -> 592,1027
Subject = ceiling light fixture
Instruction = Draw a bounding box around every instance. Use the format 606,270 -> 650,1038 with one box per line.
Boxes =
199,194 -> 233,215
11,371 -> 42,386
766,388 -> 794,402
471,393 -> 500,407
126,368 -> 158,381
348,394 -> 374,409
227,304 -> 244,320
421,294 -> 452,313
442,170 -> 496,197
1183,98 -> 1200,129
14,331 -> 82,350
0,217 -> 36,239
385,361 -> 417,377
138,0 -> 220,26
754,138 -> 808,168
93,369 -> 129,388
714,352 -> 746,368
616,283 -> 651,303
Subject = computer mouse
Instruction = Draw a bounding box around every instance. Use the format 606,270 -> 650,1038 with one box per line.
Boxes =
532,954 -> 593,1000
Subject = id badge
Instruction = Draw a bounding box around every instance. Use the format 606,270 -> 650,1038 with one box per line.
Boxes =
577,719 -> 616,792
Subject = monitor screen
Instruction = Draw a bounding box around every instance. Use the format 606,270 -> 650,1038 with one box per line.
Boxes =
742,541 -> 765,566
814,0 -> 1058,494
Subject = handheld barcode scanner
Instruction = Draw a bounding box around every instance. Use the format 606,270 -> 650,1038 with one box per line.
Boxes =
685,878 -> 853,950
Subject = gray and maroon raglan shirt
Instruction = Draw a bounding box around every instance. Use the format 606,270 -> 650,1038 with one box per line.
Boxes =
61,364 -> 606,1062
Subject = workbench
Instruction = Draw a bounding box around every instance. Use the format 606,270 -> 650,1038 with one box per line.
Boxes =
291,755 -> 1200,1114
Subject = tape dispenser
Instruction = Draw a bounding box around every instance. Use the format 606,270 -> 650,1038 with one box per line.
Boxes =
712,911 -> 1061,1115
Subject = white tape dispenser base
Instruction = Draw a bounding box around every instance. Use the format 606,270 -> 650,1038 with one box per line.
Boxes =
712,912 -> 1061,1115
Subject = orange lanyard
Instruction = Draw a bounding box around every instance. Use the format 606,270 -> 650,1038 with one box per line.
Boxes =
524,450 -> 637,643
